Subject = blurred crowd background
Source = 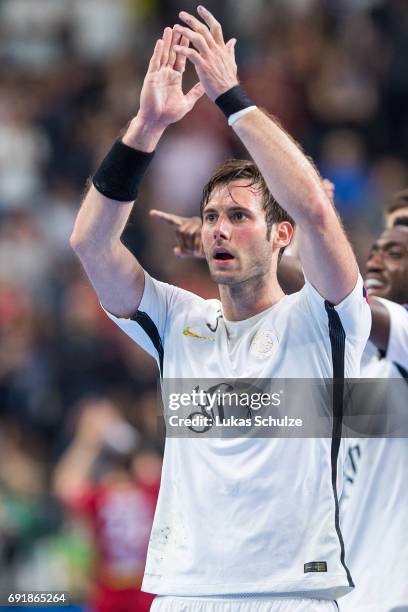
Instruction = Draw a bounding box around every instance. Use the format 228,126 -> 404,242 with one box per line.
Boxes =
1,0 -> 408,607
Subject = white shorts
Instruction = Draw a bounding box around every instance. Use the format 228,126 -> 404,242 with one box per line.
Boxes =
151,596 -> 339,612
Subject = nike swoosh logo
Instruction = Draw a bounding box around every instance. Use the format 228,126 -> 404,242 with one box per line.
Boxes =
182,325 -> 213,341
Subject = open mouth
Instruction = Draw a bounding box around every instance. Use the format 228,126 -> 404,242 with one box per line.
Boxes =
214,253 -> 234,260
213,249 -> 234,261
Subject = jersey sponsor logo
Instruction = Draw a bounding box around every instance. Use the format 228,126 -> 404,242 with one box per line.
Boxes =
304,561 -> 327,573
250,329 -> 278,359
182,325 -> 214,341
186,382 -> 255,433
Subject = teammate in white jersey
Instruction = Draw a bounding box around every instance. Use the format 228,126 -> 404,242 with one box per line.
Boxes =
70,7 -> 370,610
339,218 -> 408,612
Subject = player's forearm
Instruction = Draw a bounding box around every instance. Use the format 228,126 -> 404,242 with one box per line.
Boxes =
232,109 -> 329,227
71,115 -> 164,254
70,187 -> 133,255
122,114 -> 166,152
70,115 -> 162,317
53,441 -> 100,499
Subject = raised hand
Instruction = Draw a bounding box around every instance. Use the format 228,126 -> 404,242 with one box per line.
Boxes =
173,6 -> 238,101
138,27 -> 205,127
149,209 -> 204,258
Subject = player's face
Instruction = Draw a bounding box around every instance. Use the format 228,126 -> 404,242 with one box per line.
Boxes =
201,180 -> 276,285
365,226 -> 408,303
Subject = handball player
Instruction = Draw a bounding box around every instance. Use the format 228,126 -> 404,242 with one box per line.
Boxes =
71,7 -> 371,611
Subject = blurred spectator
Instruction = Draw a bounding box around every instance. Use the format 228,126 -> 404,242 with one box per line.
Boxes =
70,0 -> 136,64
53,397 -> 160,612
0,105 -> 49,210
373,0 -> 408,158
39,177 -> 79,257
319,130 -> 371,222
0,0 -> 67,71
0,211 -> 51,296
307,44 -> 379,124
0,420 -> 59,592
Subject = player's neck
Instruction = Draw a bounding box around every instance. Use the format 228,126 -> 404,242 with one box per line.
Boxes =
219,273 -> 285,321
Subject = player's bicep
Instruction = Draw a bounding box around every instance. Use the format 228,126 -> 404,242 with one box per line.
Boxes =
298,207 -> 358,305
101,272 -> 184,368
81,241 -> 145,317
71,185 -> 145,317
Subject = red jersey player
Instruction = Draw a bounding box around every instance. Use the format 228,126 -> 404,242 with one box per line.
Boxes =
53,397 -> 160,612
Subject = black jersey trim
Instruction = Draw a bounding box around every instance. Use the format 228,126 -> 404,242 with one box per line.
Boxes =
379,349 -> 408,381
394,362 -> 408,381
132,311 -> 164,377
325,300 -> 354,588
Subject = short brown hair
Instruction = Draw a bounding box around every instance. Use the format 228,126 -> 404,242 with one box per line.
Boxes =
200,159 -> 295,244
388,189 -> 408,214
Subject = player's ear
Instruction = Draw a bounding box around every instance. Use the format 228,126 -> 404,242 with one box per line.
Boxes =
272,221 -> 293,250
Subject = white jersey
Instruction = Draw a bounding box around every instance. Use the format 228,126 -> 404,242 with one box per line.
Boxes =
340,298 -> 408,612
103,272 -> 370,600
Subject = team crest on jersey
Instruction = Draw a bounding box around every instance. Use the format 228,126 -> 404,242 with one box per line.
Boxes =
250,329 -> 278,359
182,325 -> 214,341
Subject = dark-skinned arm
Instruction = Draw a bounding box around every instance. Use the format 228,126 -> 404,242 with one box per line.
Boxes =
368,297 -> 390,353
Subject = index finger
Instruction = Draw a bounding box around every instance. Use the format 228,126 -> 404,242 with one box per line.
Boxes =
197,5 -> 224,44
149,209 -> 183,226
147,38 -> 163,73
173,35 -> 189,73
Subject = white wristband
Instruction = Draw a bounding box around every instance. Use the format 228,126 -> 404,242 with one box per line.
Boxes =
228,105 -> 258,126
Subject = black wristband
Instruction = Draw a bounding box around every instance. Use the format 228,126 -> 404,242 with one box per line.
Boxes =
215,85 -> 254,119
92,140 -> 154,202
